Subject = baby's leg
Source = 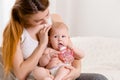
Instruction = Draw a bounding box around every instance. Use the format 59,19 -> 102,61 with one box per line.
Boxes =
32,66 -> 53,80
54,66 -> 70,80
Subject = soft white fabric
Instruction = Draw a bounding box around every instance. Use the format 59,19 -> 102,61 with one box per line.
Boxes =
71,36 -> 120,80
20,29 -> 38,59
49,63 -> 70,76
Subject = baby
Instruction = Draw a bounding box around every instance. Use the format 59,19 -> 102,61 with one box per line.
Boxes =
39,22 -> 84,80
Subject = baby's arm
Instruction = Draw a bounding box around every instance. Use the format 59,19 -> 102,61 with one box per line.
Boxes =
39,48 -> 51,67
39,47 -> 60,67
72,47 -> 85,60
68,38 -> 84,60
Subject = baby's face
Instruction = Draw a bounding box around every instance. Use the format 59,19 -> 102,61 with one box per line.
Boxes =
49,27 -> 69,50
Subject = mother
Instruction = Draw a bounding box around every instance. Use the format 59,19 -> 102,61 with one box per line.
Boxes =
2,0 -> 81,80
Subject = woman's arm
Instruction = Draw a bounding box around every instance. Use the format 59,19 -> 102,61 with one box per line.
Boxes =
12,26 -> 51,80
12,41 -> 46,80
72,59 -> 81,78
63,59 -> 81,80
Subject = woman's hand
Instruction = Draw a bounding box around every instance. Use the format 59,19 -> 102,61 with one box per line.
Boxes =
37,25 -> 51,48
63,60 -> 81,80
62,66 -> 78,80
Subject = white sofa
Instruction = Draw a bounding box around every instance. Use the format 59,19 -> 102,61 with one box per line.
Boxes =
71,36 -> 120,80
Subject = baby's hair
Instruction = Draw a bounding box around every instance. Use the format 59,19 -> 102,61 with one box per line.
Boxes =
48,22 -> 69,36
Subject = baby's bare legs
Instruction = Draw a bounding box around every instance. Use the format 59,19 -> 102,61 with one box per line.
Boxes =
54,66 -> 70,80
32,66 -> 53,80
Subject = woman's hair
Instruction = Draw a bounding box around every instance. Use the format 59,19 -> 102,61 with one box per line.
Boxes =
2,0 -> 49,75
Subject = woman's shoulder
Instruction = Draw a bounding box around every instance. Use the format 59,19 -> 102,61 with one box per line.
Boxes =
51,14 -> 63,22
21,28 -> 30,42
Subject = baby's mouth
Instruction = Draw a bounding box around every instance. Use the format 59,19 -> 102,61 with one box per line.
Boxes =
58,43 -> 67,51
58,43 -> 64,48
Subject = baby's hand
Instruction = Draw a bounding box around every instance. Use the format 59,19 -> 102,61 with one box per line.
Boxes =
67,38 -> 73,49
64,54 -> 74,64
47,48 -> 60,58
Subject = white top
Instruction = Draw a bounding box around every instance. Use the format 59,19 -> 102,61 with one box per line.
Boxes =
20,16 -> 52,59
20,29 -> 38,59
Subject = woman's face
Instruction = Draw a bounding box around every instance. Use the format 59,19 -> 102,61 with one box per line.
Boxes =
26,8 -> 50,27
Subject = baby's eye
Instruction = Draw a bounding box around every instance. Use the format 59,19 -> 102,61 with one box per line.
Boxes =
54,36 -> 57,38
62,35 -> 66,38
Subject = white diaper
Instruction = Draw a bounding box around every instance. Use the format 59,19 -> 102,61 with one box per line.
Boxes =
49,63 -> 70,76
49,65 -> 60,76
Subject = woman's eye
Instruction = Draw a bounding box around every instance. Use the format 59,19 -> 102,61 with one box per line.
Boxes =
34,21 -> 40,23
34,19 -> 42,23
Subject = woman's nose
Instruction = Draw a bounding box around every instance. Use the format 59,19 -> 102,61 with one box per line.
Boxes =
43,16 -> 52,24
42,18 -> 48,24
